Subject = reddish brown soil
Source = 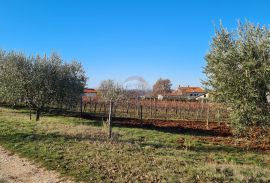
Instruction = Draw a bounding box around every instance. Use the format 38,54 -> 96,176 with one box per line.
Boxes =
114,118 -> 231,136
197,126 -> 270,152
113,118 -> 270,152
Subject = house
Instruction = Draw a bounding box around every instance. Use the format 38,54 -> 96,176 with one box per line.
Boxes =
82,88 -> 97,101
195,93 -> 209,101
173,86 -> 205,98
158,86 -> 206,100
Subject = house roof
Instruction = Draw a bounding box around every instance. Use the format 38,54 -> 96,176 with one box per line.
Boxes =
83,88 -> 97,94
169,86 -> 205,96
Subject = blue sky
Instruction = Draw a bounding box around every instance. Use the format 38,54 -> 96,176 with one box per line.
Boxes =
1,0 -> 269,89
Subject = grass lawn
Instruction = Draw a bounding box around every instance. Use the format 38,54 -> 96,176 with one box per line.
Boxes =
0,179 -> 8,183
0,107 -> 269,182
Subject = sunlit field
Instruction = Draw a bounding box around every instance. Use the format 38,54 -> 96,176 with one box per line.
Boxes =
0,107 -> 269,182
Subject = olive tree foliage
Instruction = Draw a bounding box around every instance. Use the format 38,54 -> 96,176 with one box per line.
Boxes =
0,50 -> 86,121
204,21 -> 270,133
152,78 -> 172,96
0,51 -> 24,103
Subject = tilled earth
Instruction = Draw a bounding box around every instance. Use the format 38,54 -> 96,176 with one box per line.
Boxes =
114,118 -> 231,136
113,118 -> 270,151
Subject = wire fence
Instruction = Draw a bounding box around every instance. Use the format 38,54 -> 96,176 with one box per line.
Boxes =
80,98 -> 230,123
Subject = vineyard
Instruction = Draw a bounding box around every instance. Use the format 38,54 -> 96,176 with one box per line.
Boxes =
81,98 -> 230,124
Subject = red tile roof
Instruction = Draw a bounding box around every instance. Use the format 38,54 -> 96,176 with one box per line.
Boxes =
179,87 -> 205,93
83,88 -> 97,94
173,87 -> 205,95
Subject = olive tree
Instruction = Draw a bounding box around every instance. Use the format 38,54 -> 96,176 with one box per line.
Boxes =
0,50 -> 86,121
0,51 -> 29,105
204,21 -> 270,134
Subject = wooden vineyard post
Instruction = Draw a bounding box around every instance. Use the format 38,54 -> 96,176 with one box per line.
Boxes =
184,101 -> 187,120
83,100 -> 87,112
200,101 -> 204,122
114,104 -> 117,117
108,100 -> 113,139
137,97 -> 140,118
104,103 -> 107,116
94,103 -> 97,113
187,103 -> 190,121
178,102 -> 181,119
89,98 -> 92,113
80,95 -> 83,118
99,103 -> 102,115
154,98 -> 157,117
126,101 -> 129,114
140,104 -> 143,125
195,108 -> 199,121
206,104 -> 210,130
165,100 -> 168,117
150,98 -> 153,118
175,100 -> 178,115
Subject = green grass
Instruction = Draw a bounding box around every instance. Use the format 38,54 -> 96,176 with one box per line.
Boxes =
0,179 -> 8,183
0,107 -> 269,182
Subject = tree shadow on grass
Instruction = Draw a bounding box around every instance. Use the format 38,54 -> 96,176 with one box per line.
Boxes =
0,132 -> 110,146
0,130 -> 255,155
2,107 -> 266,154
5,107 -> 231,138
76,118 -> 231,138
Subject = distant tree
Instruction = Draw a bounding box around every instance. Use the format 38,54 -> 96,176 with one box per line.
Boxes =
98,80 -> 124,101
0,51 -> 86,121
204,21 -> 270,134
152,78 -> 172,96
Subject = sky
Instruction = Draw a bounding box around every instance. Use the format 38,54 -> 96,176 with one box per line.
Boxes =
1,0 -> 270,89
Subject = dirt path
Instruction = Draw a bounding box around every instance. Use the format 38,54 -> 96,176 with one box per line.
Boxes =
0,146 -> 74,183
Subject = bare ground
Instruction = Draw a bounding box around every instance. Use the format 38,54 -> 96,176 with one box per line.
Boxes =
0,146 -> 74,183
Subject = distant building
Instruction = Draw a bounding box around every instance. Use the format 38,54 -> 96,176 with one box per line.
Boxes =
83,88 -> 97,97
82,88 -> 97,102
195,93 -> 209,101
173,86 -> 205,98
158,86 -> 206,100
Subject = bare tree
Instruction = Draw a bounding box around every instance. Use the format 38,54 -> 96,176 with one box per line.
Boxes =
152,78 -> 172,96
98,79 -> 124,138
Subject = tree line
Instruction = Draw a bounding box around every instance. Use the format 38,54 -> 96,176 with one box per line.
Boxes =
0,50 -> 87,121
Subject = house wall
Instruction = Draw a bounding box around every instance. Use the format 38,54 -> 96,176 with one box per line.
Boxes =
83,93 -> 97,97
184,92 -> 204,97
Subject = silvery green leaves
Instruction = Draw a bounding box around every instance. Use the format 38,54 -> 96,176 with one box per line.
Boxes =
204,21 -> 270,134
0,50 -> 87,121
